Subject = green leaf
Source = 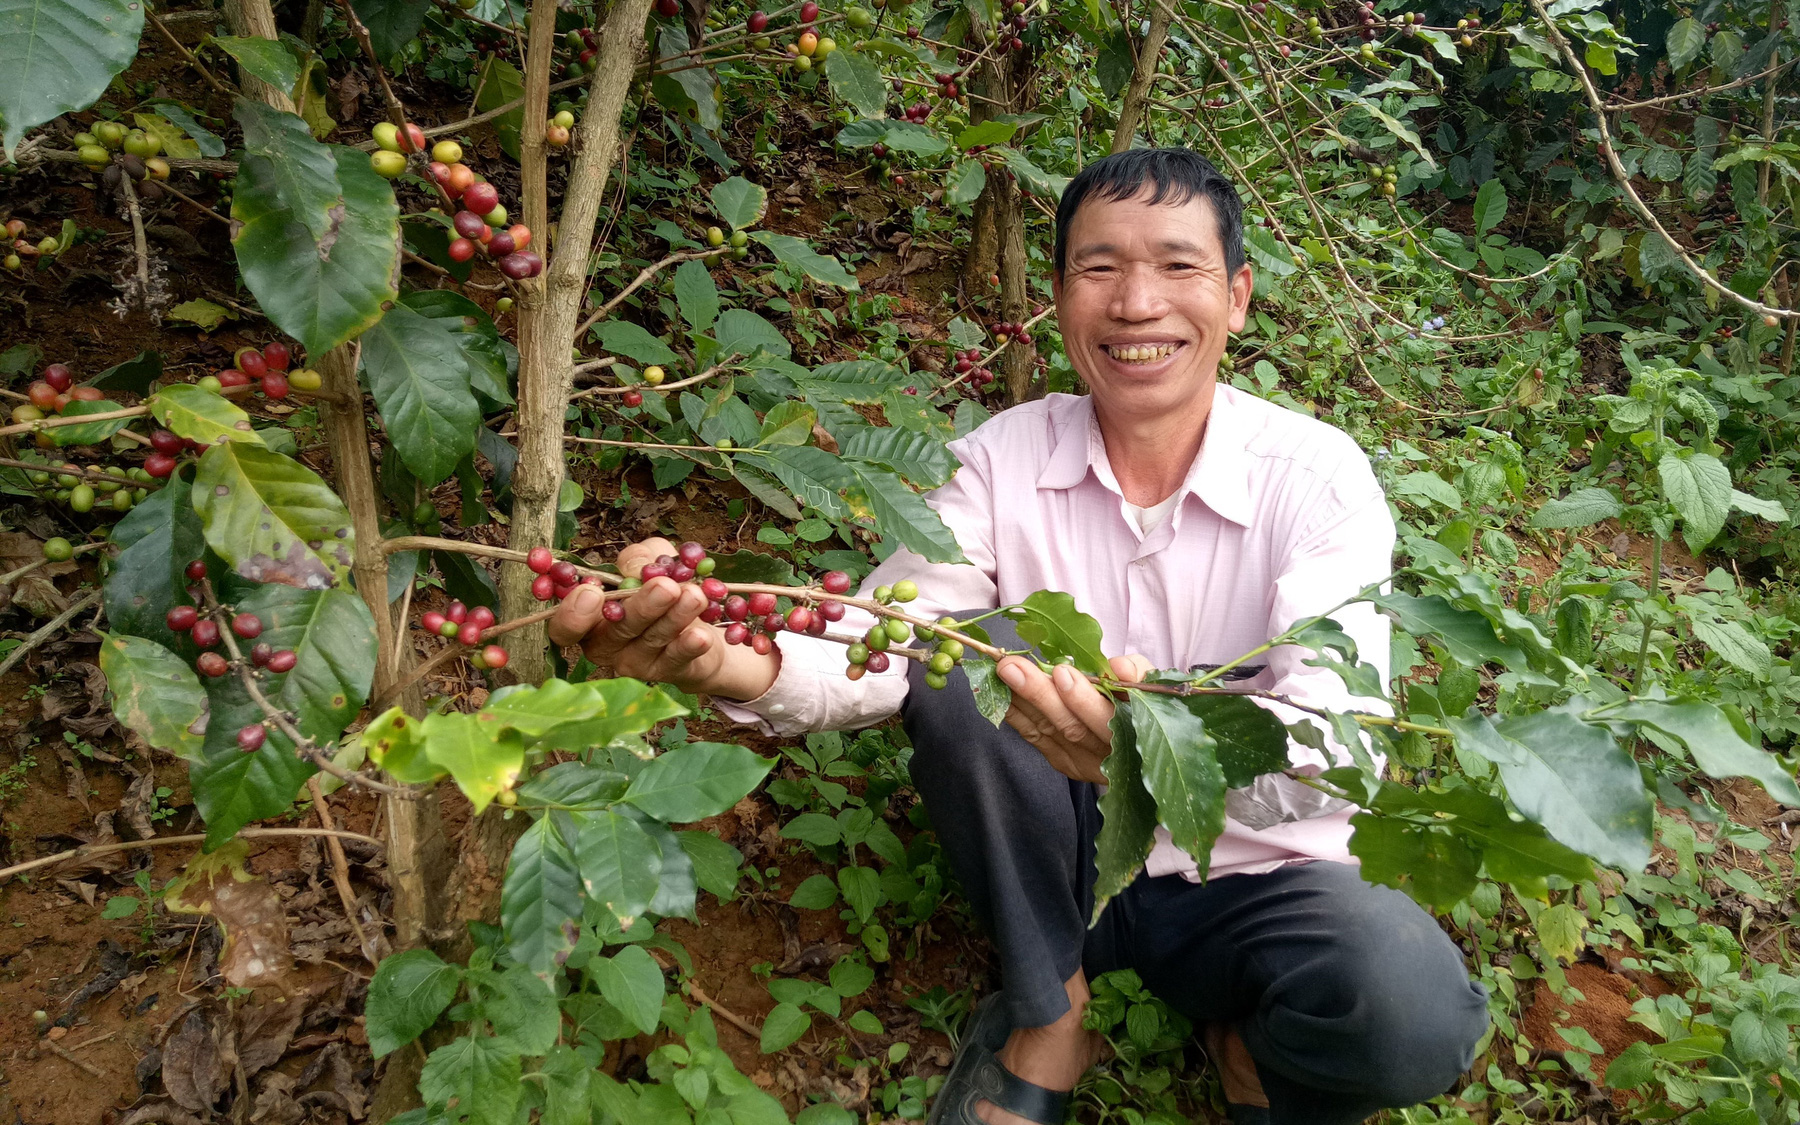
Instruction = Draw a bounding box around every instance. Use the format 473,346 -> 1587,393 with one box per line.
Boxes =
1537,901 -> 1587,961
1659,450 -> 1732,551
945,159 -> 987,206
88,350 -> 163,395
874,120 -> 949,155
193,442 -> 355,589
569,809 -> 664,928
103,474 -> 207,651
823,48 -> 886,116
672,258 -> 720,331
188,674 -> 319,847
101,895 -> 140,919
210,36 -> 300,93
590,944 -> 666,1037
1729,489 -> 1788,523
715,308 -> 792,360
367,948 -> 461,1057
1531,487 -> 1623,529
838,864 -> 881,923
1372,592 -> 1529,671
1011,590 -> 1108,675
502,817 -> 584,983
957,119 -> 1017,149
1451,711 -> 1653,870
538,1045 -> 592,1125
487,677 -> 688,749
679,830 -> 744,899
98,632 -> 208,762
781,811 -> 842,846
964,656 -> 1013,728
711,176 -> 769,230
1472,178 -> 1508,235
420,1035 -> 521,1124
829,957 -> 875,998
0,0 -> 144,160
760,445 -> 853,517
839,425 -> 957,488
755,401 -> 817,447
473,55 -> 525,158
1130,692 -> 1226,873
1241,226 -> 1297,277
168,299 -> 233,331
350,0 -> 433,61
1666,16 -> 1706,69
421,711 -> 523,814
623,741 -> 774,822
760,1002 -> 811,1052
1092,707 -> 1159,922
999,148 -> 1067,201
598,320 -> 679,365
150,383 -> 264,447
231,101 -> 399,356
1689,616 -> 1772,678
1392,470 -> 1463,509
846,463 -> 965,563
1608,699 -> 1800,806
847,1009 -> 883,1034
237,584 -> 375,743
788,872 -> 839,909
1348,815 -> 1479,909
752,232 -> 860,290
360,303 -> 483,486
1182,694 -> 1290,788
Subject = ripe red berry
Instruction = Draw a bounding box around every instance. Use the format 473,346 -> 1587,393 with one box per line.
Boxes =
261,373 -> 290,400
623,390 -> 644,408
42,364 -> 73,392
656,0 -> 678,14
218,368 -> 251,388
748,592 -> 777,617
144,453 -> 177,478
787,606 -> 814,632
641,560 -> 671,580
553,583 -> 575,600
750,633 -> 773,655
237,724 -> 267,752
469,605 -> 496,630
236,348 -> 268,378
549,561 -> 578,586
266,649 -> 297,673
762,612 -> 785,634
678,541 -> 707,568
446,601 -> 467,624
232,613 -> 262,639
721,596 -> 747,621
186,559 -> 207,581
806,613 -> 827,635
192,619 -> 221,648
463,182 -> 500,216
819,599 -> 845,621
498,252 -> 535,280
150,429 -> 184,455
531,574 -> 555,600
486,229 -> 518,257
527,546 -> 554,574
262,342 -> 291,372
458,621 -> 483,646
821,570 -> 851,594
166,605 -> 198,632
251,642 -> 272,667
671,564 -> 696,583
701,603 -> 724,624
747,9 -> 768,30
701,577 -> 728,601
421,610 -> 446,634
602,599 -> 627,623
197,652 -> 229,677
481,644 -> 509,669
800,1 -> 818,20
453,210 -> 487,240
865,650 -> 890,673
724,621 -> 750,645
447,238 -> 476,263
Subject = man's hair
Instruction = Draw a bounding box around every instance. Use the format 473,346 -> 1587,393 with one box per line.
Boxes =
1053,148 -> 1246,277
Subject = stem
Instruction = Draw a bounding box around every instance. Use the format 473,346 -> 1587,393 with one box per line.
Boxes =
0,458 -> 162,491
146,10 -> 235,96
0,828 -> 382,885
1758,0 -> 1780,205
0,590 -> 101,681
0,540 -> 106,586
1111,0 -> 1173,153
575,250 -> 720,336
1634,531 -> 1663,690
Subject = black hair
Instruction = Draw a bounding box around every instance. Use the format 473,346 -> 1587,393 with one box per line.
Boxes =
1052,147 -> 1246,277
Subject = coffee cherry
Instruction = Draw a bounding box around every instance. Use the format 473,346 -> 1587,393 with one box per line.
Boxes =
819,599 -> 845,621
149,429 -> 184,455
432,140 -> 463,164
671,564 -> 697,583
261,373 -> 290,400
549,561 -> 578,586
885,619 -> 911,643
748,592 -> 778,617
186,559 -> 208,581
166,605 -> 199,632
821,570 -> 851,594
266,649 -> 297,673
486,229 -> 518,257
422,610 -> 447,634
289,369 -> 323,392
938,639 -> 965,661
748,9 -> 768,31
702,577 -> 729,601
238,724 -> 267,751
192,619 -> 221,648
469,606 -> 497,630
623,390 -> 644,408
482,644 -> 509,669
197,652 -> 229,677
724,621 -> 750,646
678,541 -> 707,568
27,382 -> 59,410
463,182 -> 500,217
440,620 -> 460,638
864,650 -> 890,673
232,613 -> 262,639
219,368 -> 251,389
641,559 -> 670,580
696,557 -> 716,577
787,606 -> 814,632
141,452 -> 176,478
642,365 -> 666,386
925,671 -> 949,690
458,621 -> 483,646
891,579 -> 918,602
929,652 -> 955,675
847,642 -> 869,664
874,584 -> 893,604
236,348 -> 268,378
251,642 -> 272,667
724,595 -> 750,621
526,546 -> 555,574
262,342 -> 291,372
799,0 -> 818,20
448,238 -> 476,263
864,627 -> 889,652
762,612 -> 785,634
42,364 -> 73,392
446,601 -> 468,624
602,599 -> 627,623
750,632 -> 774,655
532,574 -> 556,600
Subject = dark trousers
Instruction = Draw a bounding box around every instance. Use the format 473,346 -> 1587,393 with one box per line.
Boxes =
900,616 -> 1490,1125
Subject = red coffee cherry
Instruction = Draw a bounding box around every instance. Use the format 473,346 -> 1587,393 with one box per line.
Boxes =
144,453 -> 177,478
602,599 -> 627,622
678,541 -> 707,568
191,619 -> 221,648
787,606 -> 814,633
231,613 -> 262,639
701,577 -> 728,601
806,613 -> 827,636
262,342 -> 291,372
527,547 -> 554,574
458,621 -> 483,646
750,632 -> 773,655
251,642 -> 273,668
422,610 -> 447,634
723,595 -> 749,622
150,429 -> 184,455
237,724 -> 267,752
821,570 -> 851,594
670,564 -> 696,583
166,605 -> 198,632
724,622 -> 750,646
819,599 -> 845,621
42,364 -> 73,392
482,645 -> 509,669
197,652 -> 230,677
446,601 -> 468,624
549,561 -> 578,586
864,651 -> 890,673
186,559 -> 207,581
469,606 -> 496,630
266,649 -> 297,673
532,574 -> 555,601
700,603 -> 724,624
762,613 -> 785,634
748,592 -> 777,617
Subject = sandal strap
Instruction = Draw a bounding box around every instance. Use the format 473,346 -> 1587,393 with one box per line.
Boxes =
970,1055 -> 1070,1125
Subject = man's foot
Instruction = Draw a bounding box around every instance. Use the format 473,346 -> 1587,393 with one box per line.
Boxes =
973,1016 -> 1103,1125
1202,1021 -> 1269,1110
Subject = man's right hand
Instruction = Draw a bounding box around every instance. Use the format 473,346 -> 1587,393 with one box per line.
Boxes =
547,537 -> 780,700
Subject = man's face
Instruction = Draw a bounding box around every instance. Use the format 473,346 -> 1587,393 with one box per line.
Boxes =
1052,190 -> 1252,421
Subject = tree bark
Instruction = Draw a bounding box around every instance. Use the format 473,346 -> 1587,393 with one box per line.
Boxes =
222,0 -> 296,111
1111,0 -> 1173,154
500,0 -> 658,681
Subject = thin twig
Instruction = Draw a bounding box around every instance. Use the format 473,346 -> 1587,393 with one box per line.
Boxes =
0,541 -> 106,586
307,775 -> 379,966
0,457 -> 163,491
576,250 -> 719,337
39,1038 -> 104,1077
117,174 -> 153,303
0,590 -> 101,680
147,9 -> 234,96
0,828 -> 383,884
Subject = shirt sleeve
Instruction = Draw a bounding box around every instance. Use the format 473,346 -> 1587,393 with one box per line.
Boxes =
713,433 -> 1003,736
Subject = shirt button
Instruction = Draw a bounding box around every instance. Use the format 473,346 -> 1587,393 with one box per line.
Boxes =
769,703 -> 786,715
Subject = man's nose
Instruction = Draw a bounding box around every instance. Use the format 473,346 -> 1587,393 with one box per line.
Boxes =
1108,265 -> 1169,322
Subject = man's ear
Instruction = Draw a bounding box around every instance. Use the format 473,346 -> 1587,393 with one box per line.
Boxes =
1227,264 -> 1253,333
1051,270 -> 1063,308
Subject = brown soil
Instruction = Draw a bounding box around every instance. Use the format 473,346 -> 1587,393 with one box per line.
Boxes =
1521,960 -> 1676,1105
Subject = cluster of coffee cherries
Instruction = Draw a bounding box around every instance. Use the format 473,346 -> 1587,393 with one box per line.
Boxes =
162,569 -> 299,751
199,340 -> 314,402
417,600 -> 510,669
71,124 -> 173,202
23,461 -> 153,514
992,319 -> 1035,346
15,363 -> 108,428
4,219 -> 67,271
999,0 -> 1032,50
1369,161 -> 1399,198
949,348 -> 996,388
525,545 -> 606,602
369,127 -> 543,281
716,564 -> 852,655
565,24 -> 604,79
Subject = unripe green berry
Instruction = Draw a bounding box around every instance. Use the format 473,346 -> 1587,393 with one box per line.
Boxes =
891,579 -> 918,602
937,639 -> 965,661
929,652 -> 955,675
695,557 -> 716,576
846,642 -> 870,664
884,619 -> 911,643
619,576 -> 643,589
864,627 -> 889,652
874,584 -> 893,603
925,671 -> 949,690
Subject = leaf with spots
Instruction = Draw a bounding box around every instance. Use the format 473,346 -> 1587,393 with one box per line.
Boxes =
420,711 -> 524,815
564,809 -> 663,929
236,584 -> 375,744
149,383 -> 265,447
97,632 -> 208,762
193,442 -> 355,589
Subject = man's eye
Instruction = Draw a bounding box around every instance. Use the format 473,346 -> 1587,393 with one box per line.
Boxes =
1167,262 -> 1196,272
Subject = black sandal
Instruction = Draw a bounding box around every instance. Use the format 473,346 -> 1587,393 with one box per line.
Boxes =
926,993 -> 1073,1125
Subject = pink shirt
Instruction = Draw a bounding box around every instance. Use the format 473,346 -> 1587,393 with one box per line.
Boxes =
719,385 -> 1394,881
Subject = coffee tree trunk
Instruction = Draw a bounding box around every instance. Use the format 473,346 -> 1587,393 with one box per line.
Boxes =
1111,0 -> 1173,154
963,23 -> 1038,404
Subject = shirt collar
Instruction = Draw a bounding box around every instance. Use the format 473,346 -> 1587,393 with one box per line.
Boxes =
1035,384 -> 1255,528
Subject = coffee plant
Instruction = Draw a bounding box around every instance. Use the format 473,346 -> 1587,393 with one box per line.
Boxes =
4,0 -> 1800,1117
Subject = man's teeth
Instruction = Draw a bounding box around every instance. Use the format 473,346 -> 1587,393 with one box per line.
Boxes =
1107,343 -> 1178,362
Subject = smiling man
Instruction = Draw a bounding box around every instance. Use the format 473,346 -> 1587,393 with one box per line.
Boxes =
549,148 -> 1489,1125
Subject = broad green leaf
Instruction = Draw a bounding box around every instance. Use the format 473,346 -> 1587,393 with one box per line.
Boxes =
945,159 -> 987,206
502,817 -> 585,983
150,383 -> 264,447
801,360 -> 910,400
360,303 -> 483,486
829,957 -> 875,998
188,673 -> 318,847
569,809 -> 663,927
400,289 -> 513,407
964,656 -> 1013,728
237,584 -> 375,744
874,120 -> 949,155
1392,470 -> 1463,509
1011,590 -> 1108,675
98,632 -> 207,762
46,399 -> 128,447
1183,694 -> 1290,788
1366,781 -> 1591,897
539,1046 -> 592,1125
781,811 -> 842,846
623,741 -> 774,822
470,965 -> 559,1055
1537,901 -> 1587,961
0,0 -> 144,160
145,103 -> 224,158
420,711 -> 524,814
362,705 -> 438,783
1609,699 -> 1800,806
715,308 -> 792,360
1531,487 -> 1623,529
1349,96 -> 1437,169
367,948 -> 461,1057
1451,711 -> 1653,870
193,442 -> 355,589
1729,489 -> 1788,523
1659,450 -> 1732,551
1472,178 -> 1508,235
655,24 -> 718,131
473,55 -> 525,158
760,1002 -> 811,1052
1666,16 -> 1705,68
839,425 -> 957,488
957,119 -> 1018,149
824,48 -> 887,117
1347,815 -> 1478,909
88,349 -> 163,395
1372,592 -> 1530,671
760,445 -> 854,517
420,1035 -> 521,1124
1092,706 -> 1158,922
231,101 -> 400,356
1130,692 -> 1226,872
590,944 -> 666,1037
103,473 -> 207,650
350,0 -> 433,60
490,677 -> 688,749
756,401 -> 817,447
1689,616 -> 1771,678
673,258 -> 720,331
753,232 -> 860,290
846,463 -> 965,563
838,864 -> 881,923
679,830 -> 744,899
1242,226 -> 1298,277
598,320 -> 679,365
788,872 -> 839,909
210,36 -> 300,93
711,176 -> 768,230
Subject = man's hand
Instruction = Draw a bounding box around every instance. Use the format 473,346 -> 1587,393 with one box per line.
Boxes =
547,537 -> 776,698
996,654 -> 1154,784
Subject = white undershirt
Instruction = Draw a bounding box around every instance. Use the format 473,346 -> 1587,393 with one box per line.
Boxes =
1122,494 -> 1180,537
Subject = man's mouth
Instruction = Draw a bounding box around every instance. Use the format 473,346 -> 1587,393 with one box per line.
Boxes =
1101,342 -> 1183,364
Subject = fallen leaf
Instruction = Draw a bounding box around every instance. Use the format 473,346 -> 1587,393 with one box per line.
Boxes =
163,1009 -> 228,1112
0,531 -> 75,617
165,840 -> 294,988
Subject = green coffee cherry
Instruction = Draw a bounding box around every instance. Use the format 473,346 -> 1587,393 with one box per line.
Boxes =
874,584 -> 893,604
696,557 -> 716,577
69,484 -> 95,512
925,671 -> 949,690
619,576 -> 643,589
937,639 -> 965,661
929,652 -> 955,675
891,579 -> 918,602
846,642 -> 870,664
884,618 -> 911,644
864,627 -> 889,652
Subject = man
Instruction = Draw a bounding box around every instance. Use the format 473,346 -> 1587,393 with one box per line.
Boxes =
550,148 -> 1489,1125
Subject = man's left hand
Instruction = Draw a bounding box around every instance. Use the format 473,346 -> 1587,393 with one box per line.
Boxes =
996,654 -> 1154,784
